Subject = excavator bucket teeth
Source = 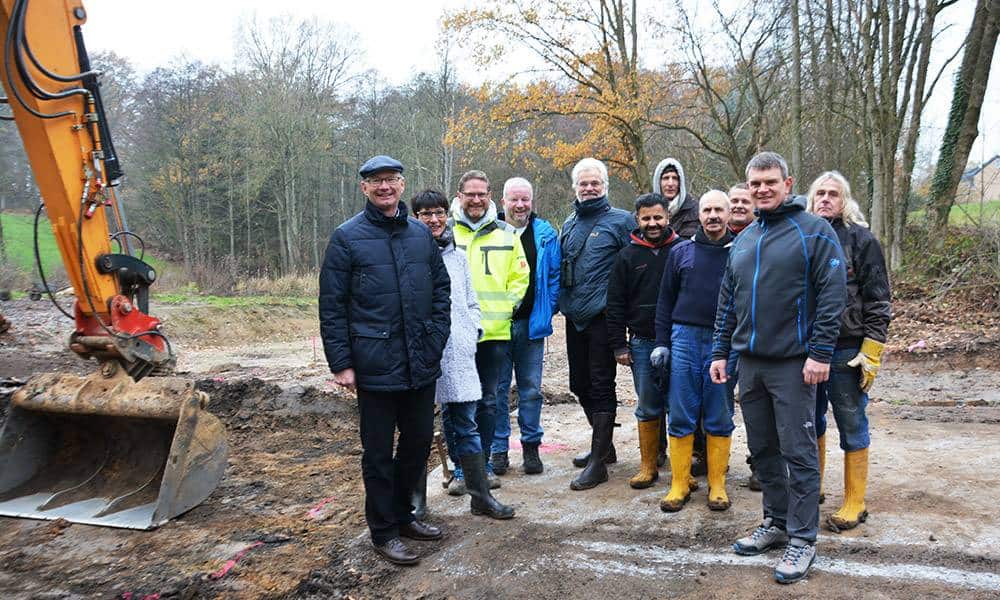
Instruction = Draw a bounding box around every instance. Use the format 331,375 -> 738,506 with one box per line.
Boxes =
0,370 -> 228,529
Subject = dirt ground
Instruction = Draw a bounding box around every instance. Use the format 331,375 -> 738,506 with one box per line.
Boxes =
0,295 -> 998,599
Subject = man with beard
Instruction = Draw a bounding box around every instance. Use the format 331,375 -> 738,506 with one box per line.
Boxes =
806,171 -> 891,533
493,177 -> 561,476
728,183 -> 755,235
654,190 -> 736,512
606,193 -> 686,490
450,170 -> 530,491
560,158 -> 635,490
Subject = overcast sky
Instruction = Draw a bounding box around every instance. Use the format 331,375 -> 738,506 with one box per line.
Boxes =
81,0 -> 999,168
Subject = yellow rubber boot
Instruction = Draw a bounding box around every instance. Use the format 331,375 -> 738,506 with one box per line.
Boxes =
629,420 -> 660,489
828,448 -> 869,532
659,435 -> 693,512
706,434 -> 732,511
818,434 -> 827,504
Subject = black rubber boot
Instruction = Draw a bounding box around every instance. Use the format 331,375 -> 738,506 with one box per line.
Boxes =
657,413 -> 668,467
411,464 -> 428,520
460,453 -> 515,520
572,408 -> 594,467
522,442 -> 543,474
570,412 -> 614,490
691,427 -> 708,477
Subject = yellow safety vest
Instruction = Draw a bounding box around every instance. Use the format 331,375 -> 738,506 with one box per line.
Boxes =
453,219 -> 530,342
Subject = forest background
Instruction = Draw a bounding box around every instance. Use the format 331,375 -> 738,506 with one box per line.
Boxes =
0,0 -> 996,307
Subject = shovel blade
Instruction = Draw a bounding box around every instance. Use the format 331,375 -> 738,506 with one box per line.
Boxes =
0,371 -> 228,529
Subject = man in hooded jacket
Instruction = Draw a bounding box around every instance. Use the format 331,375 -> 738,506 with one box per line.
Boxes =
651,156 -> 706,470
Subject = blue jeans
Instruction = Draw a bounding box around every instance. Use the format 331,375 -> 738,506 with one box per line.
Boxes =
630,336 -> 669,421
493,319 -> 545,453
816,346 -> 871,451
476,340 -> 508,460
668,324 -> 734,437
441,401 -> 483,463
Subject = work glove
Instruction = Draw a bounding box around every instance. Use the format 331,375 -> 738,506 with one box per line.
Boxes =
650,346 -> 670,370
650,346 -> 671,391
846,337 -> 885,392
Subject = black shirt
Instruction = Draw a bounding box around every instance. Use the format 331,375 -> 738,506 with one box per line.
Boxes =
513,218 -> 537,321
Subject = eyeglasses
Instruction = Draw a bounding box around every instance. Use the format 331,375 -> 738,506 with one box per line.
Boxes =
416,209 -> 448,220
460,191 -> 489,199
365,175 -> 402,186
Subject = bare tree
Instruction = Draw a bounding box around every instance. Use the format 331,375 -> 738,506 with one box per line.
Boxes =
928,0 -> 999,242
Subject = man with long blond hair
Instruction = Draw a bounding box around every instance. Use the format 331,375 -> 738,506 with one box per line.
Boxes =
806,171 -> 891,533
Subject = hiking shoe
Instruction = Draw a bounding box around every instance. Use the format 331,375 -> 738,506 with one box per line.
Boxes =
447,475 -> 466,496
732,518 -> 788,556
491,451 -> 509,475
485,463 -> 501,489
773,539 -> 816,584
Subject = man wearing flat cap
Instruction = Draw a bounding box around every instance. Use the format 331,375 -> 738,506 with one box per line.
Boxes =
320,155 -> 452,566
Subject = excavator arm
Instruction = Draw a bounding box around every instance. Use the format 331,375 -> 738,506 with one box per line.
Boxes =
0,0 -> 227,529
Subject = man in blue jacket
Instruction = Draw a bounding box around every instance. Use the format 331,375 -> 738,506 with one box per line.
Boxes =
560,158 -> 636,491
710,152 -> 846,584
493,177 -> 560,476
319,155 -> 452,567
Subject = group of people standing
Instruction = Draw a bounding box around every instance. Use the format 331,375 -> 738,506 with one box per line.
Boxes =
319,149 -> 890,585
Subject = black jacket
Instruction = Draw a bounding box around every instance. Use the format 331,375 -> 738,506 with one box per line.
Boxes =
319,201 -> 451,392
829,218 -> 892,347
711,196 -> 846,363
671,194 -> 700,238
606,229 -> 684,354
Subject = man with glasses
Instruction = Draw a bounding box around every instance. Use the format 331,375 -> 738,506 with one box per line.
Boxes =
451,170 -> 530,489
560,158 -> 635,491
319,155 -> 451,566
492,177 -> 560,476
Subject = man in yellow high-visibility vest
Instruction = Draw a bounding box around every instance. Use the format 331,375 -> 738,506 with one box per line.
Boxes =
451,170 -> 530,484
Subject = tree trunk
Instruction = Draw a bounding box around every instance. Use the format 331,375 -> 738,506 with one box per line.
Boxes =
928,0 -> 999,242
791,0 -> 803,184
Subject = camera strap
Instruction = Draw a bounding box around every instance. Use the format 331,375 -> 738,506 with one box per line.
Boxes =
561,211 -> 603,267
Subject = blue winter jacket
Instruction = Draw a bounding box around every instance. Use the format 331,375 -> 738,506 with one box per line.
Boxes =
711,196 -> 846,364
559,196 -> 636,330
319,201 -> 451,392
527,215 -> 561,340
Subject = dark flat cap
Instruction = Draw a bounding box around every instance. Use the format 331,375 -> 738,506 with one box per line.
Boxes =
359,155 -> 404,178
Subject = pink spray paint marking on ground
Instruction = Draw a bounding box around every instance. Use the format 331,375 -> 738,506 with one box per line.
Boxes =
509,440 -> 571,454
306,496 -> 337,519
209,541 -> 264,580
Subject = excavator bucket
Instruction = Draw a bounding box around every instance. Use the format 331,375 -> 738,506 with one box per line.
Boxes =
0,369 -> 227,529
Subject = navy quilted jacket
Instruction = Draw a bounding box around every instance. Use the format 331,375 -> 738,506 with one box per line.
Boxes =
319,201 -> 451,392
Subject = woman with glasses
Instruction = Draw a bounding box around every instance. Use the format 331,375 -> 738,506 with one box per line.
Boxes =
412,189 -> 515,520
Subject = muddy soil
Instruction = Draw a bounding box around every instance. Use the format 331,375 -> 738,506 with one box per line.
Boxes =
0,296 -> 999,599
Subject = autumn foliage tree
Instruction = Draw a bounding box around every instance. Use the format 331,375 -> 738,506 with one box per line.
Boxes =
444,0 -> 678,192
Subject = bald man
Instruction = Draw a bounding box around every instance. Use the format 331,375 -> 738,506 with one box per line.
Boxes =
654,190 -> 736,513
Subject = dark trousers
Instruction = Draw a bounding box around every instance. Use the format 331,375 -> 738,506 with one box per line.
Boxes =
565,314 -> 618,414
358,384 -> 435,545
475,340 -> 508,459
739,355 -> 820,542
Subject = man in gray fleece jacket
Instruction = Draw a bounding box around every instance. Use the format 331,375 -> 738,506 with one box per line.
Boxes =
710,152 -> 846,584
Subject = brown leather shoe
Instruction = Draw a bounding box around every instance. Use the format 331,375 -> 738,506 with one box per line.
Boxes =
373,538 -> 419,566
399,519 -> 443,541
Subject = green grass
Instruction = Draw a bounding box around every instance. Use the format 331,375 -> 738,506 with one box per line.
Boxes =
909,200 -> 1000,226
0,212 -> 164,275
152,293 -> 316,307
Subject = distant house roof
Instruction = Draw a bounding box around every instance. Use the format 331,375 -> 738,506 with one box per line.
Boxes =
962,155 -> 1000,182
